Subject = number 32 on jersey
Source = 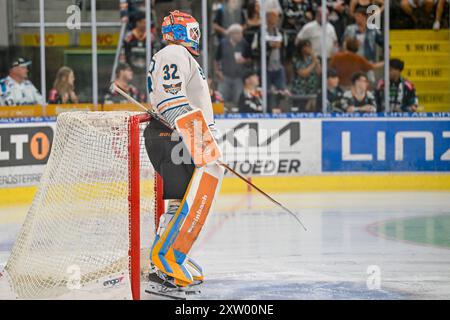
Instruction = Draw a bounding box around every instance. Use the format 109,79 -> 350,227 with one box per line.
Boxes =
163,64 -> 179,80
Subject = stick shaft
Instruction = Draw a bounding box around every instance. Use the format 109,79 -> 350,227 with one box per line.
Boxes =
218,161 -> 307,231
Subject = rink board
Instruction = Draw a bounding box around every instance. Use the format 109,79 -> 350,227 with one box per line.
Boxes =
0,113 -> 449,206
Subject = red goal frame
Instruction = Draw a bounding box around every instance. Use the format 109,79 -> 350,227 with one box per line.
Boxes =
129,114 -> 164,300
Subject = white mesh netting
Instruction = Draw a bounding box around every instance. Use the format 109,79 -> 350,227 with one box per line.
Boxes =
3,112 -> 156,299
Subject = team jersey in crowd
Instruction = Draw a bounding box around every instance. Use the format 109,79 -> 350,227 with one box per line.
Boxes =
282,0 -> 313,31
375,77 -> 418,112
316,87 -> 345,113
238,88 -> 263,113
0,76 -> 43,106
341,90 -> 377,112
147,44 -> 214,127
326,87 -> 345,113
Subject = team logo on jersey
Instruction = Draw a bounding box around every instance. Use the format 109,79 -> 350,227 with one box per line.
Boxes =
163,82 -> 182,95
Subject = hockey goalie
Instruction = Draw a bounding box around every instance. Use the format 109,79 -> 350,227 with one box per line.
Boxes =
144,10 -> 224,299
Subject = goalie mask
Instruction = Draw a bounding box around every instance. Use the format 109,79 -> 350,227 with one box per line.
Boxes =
161,10 -> 201,57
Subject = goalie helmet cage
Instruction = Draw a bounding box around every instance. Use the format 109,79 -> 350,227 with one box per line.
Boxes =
4,112 -> 164,300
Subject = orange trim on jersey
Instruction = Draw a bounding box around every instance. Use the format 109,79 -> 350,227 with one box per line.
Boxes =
158,97 -> 189,113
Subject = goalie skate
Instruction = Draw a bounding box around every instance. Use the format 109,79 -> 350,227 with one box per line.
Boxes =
145,270 -> 201,300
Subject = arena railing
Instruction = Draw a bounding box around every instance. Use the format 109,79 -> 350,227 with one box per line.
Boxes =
0,102 -> 226,119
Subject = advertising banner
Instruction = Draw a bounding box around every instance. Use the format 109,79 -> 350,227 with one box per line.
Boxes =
0,121 -> 55,188
0,114 -> 449,189
322,120 -> 450,172
215,117 -> 321,176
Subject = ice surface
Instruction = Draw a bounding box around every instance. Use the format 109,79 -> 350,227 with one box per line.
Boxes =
1,192 -> 450,299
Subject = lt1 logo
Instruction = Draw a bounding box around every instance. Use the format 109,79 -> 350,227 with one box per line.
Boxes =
0,127 -> 53,167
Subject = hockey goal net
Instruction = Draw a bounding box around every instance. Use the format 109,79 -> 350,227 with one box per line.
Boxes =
3,112 -> 164,300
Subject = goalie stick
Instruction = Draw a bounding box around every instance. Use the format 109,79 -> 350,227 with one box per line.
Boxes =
111,83 -> 307,231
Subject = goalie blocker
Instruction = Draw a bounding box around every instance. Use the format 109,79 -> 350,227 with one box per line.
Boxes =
144,110 -> 224,287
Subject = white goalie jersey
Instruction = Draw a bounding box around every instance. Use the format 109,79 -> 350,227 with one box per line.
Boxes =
147,44 -> 214,127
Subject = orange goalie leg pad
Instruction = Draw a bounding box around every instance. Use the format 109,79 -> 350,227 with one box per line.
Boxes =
150,164 -> 224,286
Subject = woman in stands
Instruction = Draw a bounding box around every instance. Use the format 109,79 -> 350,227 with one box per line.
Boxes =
292,39 -> 321,111
243,0 -> 261,46
48,66 -> 79,104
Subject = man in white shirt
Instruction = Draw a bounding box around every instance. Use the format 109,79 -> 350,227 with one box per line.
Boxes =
295,7 -> 338,59
0,58 -> 44,106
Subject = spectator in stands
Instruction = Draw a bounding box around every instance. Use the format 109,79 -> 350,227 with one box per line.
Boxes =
122,12 -> 158,70
349,0 -> 384,18
243,0 -> 261,46
0,58 -> 43,106
282,0 -> 314,61
376,58 -> 418,112
343,7 -> 384,63
316,68 -> 345,113
252,10 -> 290,95
292,40 -> 321,111
48,67 -> 79,104
282,0 -> 313,32
208,77 -> 224,103
295,7 -> 338,60
213,0 -> 246,40
249,9 -> 291,111
433,0 -> 446,30
265,0 -> 283,13
292,40 -> 322,111
328,0 -> 349,46
400,0 -> 432,26
238,70 -> 263,113
341,72 -> 377,113
122,12 -> 158,94
119,0 -> 145,29
266,9 -> 290,96
330,38 -> 384,88
214,24 -> 252,108
104,63 -> 143,104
